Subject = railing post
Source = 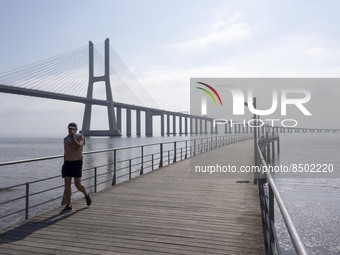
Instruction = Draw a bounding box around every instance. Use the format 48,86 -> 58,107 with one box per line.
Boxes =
129,159 -> 132,180
94,167 -> 97,193
112,149 -> 116,186
254,109 -> 258,184
272,140 -> 275,162
25,182 -> 29,220
193,140 -> 196,155
152,154 -> 154,170
185,140 -> 188,159
173,142 -> 177,163
159,143 -> 163,167
168,150 -> 170,165
140,146 -> 144,175
266,132 -> 270,163
269,183 -> 275,255
254,148 -> 258,185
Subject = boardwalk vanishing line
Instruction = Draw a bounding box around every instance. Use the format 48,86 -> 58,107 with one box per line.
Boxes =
0,140 -> 264,255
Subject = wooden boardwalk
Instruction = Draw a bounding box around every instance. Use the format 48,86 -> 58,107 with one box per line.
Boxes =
0,140 -> 264,255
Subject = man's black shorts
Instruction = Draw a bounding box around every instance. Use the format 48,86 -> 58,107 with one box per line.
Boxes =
62,160 -> 83,178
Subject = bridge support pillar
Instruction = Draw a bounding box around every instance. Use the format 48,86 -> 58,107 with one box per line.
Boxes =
136,110 -> 141,136
82,103 -> 92,135
184,117 -> 188,135
195,118 -> 198,135
167,114 -> 170,136
161,112 -> 165,136
117,107 -> 122,133
126,107 -> 131,136
179,116 -> 182,135
172,115 -> 177,135
190,117 -> 193,135
199,118 -> 203,135
81,39 -> 120,137
145,110 -> 153,136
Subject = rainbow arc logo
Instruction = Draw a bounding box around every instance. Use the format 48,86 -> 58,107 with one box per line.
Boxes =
196,82 -> 223,106
196,82 -> 223,116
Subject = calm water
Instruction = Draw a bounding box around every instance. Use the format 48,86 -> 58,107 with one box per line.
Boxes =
0,134 -> 339,254
274,133 -> 340,255
0,136 -> 192,186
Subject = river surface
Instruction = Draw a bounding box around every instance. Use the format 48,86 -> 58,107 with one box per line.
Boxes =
274,133 -> 340,255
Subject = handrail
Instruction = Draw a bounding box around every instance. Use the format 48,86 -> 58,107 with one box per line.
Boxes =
0,137 -> 206,167
0,154 -> 64,167
0,134 -> 252,228
256,138 -> 309,255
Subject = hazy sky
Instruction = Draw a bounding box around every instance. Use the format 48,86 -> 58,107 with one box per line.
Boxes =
1,0 -> 340,136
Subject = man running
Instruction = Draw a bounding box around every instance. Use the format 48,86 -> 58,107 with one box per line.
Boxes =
60,122 -> 92,214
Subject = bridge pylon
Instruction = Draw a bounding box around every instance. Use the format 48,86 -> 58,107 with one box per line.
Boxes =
81,38 -> 121,137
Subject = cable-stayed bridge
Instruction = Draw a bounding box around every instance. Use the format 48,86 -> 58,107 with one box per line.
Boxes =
0,38 -> 202,136
0,38 -> 338,136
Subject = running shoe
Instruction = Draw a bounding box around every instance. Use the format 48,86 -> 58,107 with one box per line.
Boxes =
85,194 -> 92,206
60,205 -> 72,214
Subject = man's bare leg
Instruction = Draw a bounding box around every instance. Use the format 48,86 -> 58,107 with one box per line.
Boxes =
74,178 -> 92,206
74,178 -> 88,197
64,177 -> 72,205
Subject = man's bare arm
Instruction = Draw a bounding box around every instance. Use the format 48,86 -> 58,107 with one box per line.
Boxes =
70,131 -> 84,147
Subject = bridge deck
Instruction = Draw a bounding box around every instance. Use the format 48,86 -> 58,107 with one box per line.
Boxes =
0,140 -> 264,255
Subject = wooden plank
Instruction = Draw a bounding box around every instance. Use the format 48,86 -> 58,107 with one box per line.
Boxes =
0,140 -> 264,254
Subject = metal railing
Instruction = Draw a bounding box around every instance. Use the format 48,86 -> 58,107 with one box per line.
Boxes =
0,134 -> 252,228
255,134 -> 309,255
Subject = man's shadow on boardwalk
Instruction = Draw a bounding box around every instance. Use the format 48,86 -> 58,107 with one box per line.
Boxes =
0,207 -> 88,244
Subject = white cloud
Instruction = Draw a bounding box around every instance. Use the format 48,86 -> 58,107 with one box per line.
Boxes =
138,42 -> 340,113
168,14 -> 251,49
303,46 -> 326,57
